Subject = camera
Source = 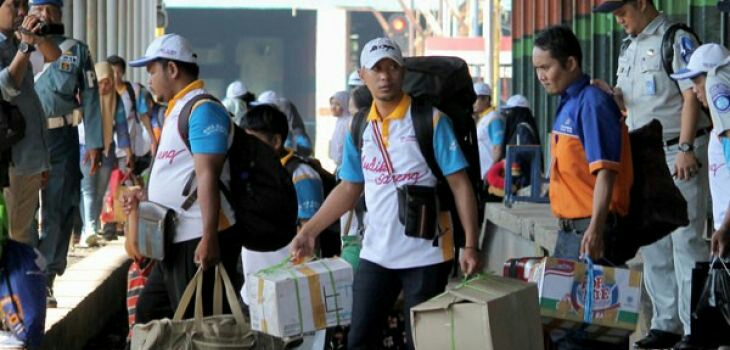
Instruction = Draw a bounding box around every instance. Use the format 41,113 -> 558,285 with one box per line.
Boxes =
36,22 -> 64,36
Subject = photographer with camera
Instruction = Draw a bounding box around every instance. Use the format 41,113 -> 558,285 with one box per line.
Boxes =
28,0 -> 103,308
1,0 -> 59,246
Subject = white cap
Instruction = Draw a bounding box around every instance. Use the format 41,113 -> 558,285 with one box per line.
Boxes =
360,37 -> 404,70
473,82 -> 492,97
129,34 -> 197,67
226,80 -> 248,99
671,43 -> 730,80
252,90 -> 279,106
506,95 -> 529,108
348,71 -> 364,86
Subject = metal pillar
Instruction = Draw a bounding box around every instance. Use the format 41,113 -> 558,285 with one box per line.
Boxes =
117,0 -> 126,62
62,0 -> 72,38
86,0 -> 96,62
483,0 -> 494,87
106,0 -> 117,58
97,0 -> 106,62
72,0 -> 85,42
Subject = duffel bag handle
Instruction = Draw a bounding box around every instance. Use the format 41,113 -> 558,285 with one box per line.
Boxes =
172,264 -> 247,329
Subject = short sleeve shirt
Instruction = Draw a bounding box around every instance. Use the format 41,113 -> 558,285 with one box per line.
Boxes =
616,13 -> 710,138
549,75 -> 633,219
339,95 -> 468,269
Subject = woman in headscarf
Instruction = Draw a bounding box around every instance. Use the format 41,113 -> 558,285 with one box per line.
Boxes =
329,90 -> 352,169
77,62 -> 132,247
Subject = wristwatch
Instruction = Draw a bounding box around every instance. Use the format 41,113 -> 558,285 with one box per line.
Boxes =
678,142 -> 695,153
18,41 -> 35,54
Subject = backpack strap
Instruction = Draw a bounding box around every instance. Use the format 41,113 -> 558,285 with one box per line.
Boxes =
350,109 -> 369,152
660,23 -> 712,118
283,154 -> 303,176
177,94 -> 221,153
125,82 -> 138,114
176,93 -> 228,211
660,23 -> 700,77
411,98 -> 444,181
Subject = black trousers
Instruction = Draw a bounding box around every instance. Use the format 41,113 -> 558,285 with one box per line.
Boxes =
347,258 -> 452,350
135,227 -> 243,324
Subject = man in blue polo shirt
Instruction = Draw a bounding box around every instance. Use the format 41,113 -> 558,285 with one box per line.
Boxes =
290,37 -> 480,350
534,25 -> 633,350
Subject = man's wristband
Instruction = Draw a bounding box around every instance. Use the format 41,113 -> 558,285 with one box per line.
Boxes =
464,246 -> 479,251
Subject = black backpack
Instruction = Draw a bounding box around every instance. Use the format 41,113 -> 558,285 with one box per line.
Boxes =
0,100 -> 25,153
351,56 -> 481,248
177,94 -> 298,252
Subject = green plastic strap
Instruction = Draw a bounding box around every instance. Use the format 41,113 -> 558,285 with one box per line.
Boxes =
436,273 -> 490,350
450,306 -> 456,350
319,260 -> 341,326
255,256 -> 293,277
287,268 -> 305,335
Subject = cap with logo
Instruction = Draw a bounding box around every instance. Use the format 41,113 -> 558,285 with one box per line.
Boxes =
30,0 -> 63,7
592,0 -> 629,13
360,37 -> 404,69
506,95 -> 530,108
671,43 -> 730,80
473,82 -> 492,97
129,34 -> 197,68
226,80 -> 248,99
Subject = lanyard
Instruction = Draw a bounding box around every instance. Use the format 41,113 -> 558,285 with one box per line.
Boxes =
371,120 -> 400,187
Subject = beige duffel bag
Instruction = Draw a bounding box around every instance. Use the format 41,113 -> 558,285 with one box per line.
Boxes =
131,264 -> 255,350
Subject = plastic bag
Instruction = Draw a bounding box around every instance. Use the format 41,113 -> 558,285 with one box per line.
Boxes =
691,258 -> 730,347
696,258 -> 730,325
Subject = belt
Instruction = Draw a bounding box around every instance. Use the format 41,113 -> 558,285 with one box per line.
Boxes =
47,109 -> 82,129
664,127 -> 711,147
558,218 -> 592,232
558,214 -> 619,232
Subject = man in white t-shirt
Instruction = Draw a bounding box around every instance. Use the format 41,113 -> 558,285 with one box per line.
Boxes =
473,82 -> 504,180
291,37 -> 480,350
123,34 -> 242,323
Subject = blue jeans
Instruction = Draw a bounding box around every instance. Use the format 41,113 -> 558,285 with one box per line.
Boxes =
79,144 -> 116,243
347,259 -> 452,350
37,126 -> 81,279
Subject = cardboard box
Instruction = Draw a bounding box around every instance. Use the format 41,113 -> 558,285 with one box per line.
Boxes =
528,257 -> 642,343
248,257 -> 353,338
411,275 -> 544,350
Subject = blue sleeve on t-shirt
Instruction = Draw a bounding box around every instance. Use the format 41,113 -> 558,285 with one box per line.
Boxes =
114,98 -> 131,148
292,164 -> 324,220
339,132 -> 364,183
487,117 -> 505,145
188,102 -> 230,154
136,87 -> 149,115
433,115 -> 468,176
578,87 -> 623,166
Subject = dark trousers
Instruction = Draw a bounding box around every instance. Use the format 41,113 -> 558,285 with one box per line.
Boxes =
38,126 -> 81,278
347,259 -> 451,350
551,218 -> 629,350
135,227 -> 243,324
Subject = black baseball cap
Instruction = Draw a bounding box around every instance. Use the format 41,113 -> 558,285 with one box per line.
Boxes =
593,0 -> 630,13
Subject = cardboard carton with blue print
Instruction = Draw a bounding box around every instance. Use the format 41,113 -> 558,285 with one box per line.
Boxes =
528,257 -> 642,343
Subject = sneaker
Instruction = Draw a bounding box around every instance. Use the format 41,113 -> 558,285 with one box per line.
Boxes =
0,330 -> 24,349
634,329 -> 682,349
46,287 -> 57,308
84,234 -> 101,247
